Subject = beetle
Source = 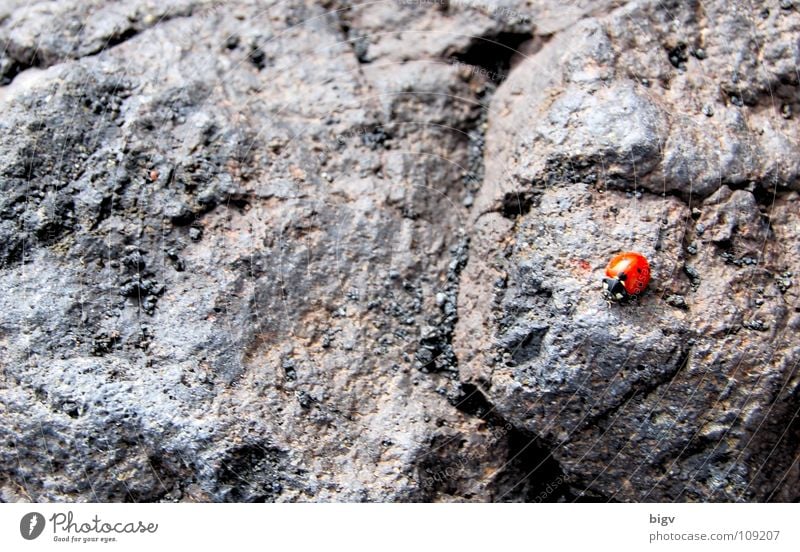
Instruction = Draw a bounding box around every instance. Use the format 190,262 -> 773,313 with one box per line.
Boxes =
602,252 -> 651,301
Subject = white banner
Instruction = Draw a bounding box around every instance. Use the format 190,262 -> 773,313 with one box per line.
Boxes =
2,503 -> 798,551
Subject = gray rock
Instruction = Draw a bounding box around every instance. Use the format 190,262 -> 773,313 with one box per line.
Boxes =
0,0 -> 553,503
1,0 -> 798,503
456,0 -> 800,502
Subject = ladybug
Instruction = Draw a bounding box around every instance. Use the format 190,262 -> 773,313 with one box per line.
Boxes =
602,252 -> 651,301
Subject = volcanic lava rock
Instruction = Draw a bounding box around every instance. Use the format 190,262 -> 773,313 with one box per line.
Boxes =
0,0 -> 531,502
455,0 -> 800,501
1,0 -> 798,503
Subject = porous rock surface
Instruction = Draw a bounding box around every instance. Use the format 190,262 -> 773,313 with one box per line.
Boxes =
0,0 -> 797,502
456,0 -> 800,501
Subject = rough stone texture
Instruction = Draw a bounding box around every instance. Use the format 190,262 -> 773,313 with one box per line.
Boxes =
456,0 -> 800,501
0,0 -> 552,503
1,0 -> 798,503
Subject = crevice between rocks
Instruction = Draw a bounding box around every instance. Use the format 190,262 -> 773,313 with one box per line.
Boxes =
411,24 -> 541,375
0,7 -> 197,87
446,31 -> 536,84
0,55 -> 39,86
415,236 -> 469,374
450,382 -> 606,502
412,24 -> 578,502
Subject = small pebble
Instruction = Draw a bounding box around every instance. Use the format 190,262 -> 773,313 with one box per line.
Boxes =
743,319 -> 770,332
665,294 -> 689,310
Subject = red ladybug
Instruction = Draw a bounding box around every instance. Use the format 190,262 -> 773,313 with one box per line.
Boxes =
602,252 -> 651,301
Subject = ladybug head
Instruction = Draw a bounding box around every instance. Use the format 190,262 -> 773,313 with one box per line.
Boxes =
602,277 -> 627,301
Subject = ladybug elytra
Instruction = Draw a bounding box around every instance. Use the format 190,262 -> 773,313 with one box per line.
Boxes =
602,251 -> 651,301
